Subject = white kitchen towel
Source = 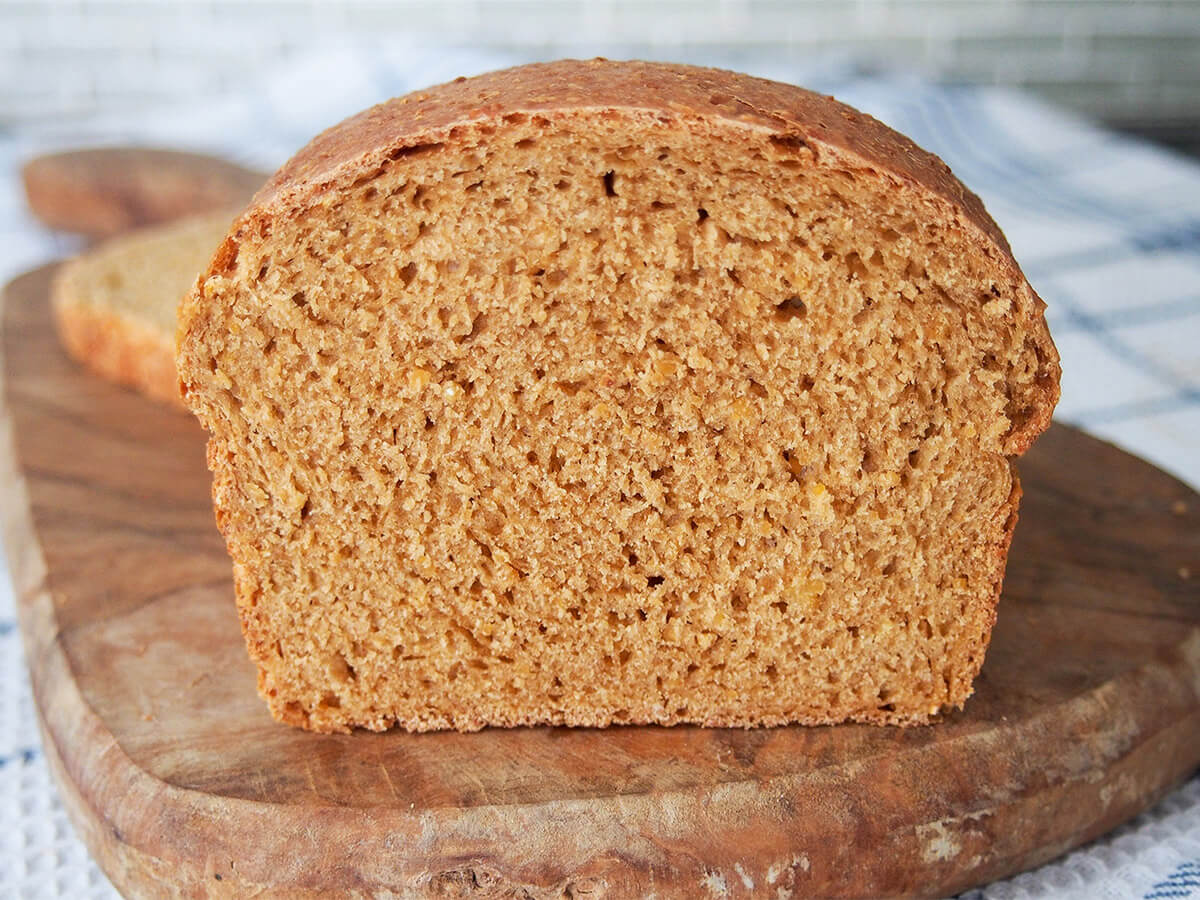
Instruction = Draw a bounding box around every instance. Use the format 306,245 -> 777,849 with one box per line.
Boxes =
0,42 -> 1197,899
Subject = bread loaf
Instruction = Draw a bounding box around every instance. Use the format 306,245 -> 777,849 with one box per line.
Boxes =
53,211 -> 236,407
178,60 -> 1060,733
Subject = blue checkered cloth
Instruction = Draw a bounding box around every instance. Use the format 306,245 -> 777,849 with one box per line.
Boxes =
0,44 -> 1197,900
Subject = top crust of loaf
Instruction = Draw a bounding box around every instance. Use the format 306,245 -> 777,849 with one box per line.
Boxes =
189,59 -> 1059,453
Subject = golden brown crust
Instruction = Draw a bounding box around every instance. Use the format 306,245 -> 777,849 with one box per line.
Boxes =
51,270 -> 184,409
210,59 -> 1058,454
251,61 -> 997,246
952,462 -> 1024,705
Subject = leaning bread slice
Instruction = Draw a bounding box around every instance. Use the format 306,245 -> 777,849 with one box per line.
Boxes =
53,211 -> 236,408
178,60 -> 1060,734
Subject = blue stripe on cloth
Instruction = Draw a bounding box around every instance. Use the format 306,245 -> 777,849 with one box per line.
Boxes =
949,92 -> 1200,232
1069,393 -> 1199,427
1046,296 -> 1200,334
1133,220 -> 1200,255
900,88 -> 1200,281
917,90 -> 1200,274
0,620 -> 14,637
1145,860 -> 1200,899
913,88 -> 1149,227
1022,244 -> 1138,279
0,747 -> 39,769
1047,286 -> 1200,404
1023,228 -> 1200,280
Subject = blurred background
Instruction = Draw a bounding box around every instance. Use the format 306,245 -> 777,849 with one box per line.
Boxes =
1,0 -> 1199,155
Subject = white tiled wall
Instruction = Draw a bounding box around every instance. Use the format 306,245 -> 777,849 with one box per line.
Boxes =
1,0 -> 1199,128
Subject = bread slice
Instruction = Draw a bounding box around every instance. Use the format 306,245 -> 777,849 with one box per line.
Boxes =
23,147 -> 264,240
178,60 -> 1060,733
53,211 -> 236,408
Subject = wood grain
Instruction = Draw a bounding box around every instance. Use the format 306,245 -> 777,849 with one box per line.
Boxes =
3,263 -> 1198,899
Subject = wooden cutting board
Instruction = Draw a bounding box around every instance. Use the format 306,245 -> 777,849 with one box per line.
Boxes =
3,264 -> 1199,900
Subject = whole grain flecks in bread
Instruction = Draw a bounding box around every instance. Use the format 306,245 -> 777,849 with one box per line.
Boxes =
178,60 -> 1060,733
53,211 -> 236,407
23,147 -> 265,240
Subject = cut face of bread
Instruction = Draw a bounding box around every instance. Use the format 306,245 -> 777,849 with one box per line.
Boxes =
53,211 -> 236,407
178,60 -> 1059,733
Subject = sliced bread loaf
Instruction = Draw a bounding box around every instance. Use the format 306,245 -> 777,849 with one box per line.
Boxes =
53,211 -> 236,407
178,60 -> 1060,733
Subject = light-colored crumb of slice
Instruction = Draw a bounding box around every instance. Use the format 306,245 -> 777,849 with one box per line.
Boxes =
52,210 -> 236,407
